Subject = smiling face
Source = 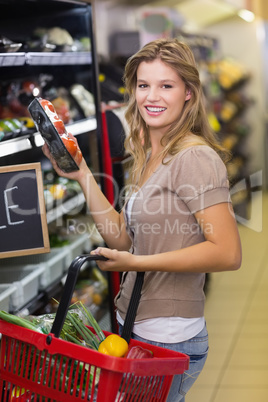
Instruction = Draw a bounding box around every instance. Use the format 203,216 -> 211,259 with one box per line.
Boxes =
135,58 -> 191,136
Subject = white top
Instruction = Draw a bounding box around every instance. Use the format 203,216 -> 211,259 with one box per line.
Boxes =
121,192 -> 205,343
117,311 -> 205,343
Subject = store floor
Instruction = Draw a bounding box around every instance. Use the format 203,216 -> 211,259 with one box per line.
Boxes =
187,191 -> 268,402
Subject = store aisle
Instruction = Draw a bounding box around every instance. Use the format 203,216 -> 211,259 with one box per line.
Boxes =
187,191 -> 268,401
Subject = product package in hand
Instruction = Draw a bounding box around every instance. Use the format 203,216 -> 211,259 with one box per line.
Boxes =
28,97 -> 82,173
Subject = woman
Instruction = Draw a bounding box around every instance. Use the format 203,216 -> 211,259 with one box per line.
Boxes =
43,38 -> 242,401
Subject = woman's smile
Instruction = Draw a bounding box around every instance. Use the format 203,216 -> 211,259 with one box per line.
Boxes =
136,58 -> 191,132
145,105 -> 167,115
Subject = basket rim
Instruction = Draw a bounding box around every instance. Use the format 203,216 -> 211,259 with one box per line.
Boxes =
0,320 -> 189,376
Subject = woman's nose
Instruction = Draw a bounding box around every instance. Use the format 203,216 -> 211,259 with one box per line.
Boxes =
146,87 -> 160,102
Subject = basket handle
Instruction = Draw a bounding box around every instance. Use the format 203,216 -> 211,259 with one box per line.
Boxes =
47,254 -> 108,341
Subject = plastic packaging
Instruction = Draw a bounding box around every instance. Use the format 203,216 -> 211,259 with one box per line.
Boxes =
28,97 -> 80,173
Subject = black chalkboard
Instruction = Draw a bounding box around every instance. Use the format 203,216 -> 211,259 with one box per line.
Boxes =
0,163 -> 50,258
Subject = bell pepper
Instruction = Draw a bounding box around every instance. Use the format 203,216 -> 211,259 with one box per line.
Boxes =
126,345 -> 154,359
98,334 -> 128,357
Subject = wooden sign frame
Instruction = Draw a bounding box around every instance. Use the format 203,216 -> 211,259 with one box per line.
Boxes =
0,162 -> 50,258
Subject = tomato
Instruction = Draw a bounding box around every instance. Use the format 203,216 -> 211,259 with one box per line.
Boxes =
53,120 -> 66,135
40,99 -> 56,114
52,97 -> 70,124
61,135 -> 78,158
75,149 -> 82,165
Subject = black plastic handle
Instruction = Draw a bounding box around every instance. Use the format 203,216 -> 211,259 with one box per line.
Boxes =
121,271 -> 144,343
48,254 -> 108,341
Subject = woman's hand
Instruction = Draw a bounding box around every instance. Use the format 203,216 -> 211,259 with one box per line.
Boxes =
42,132 -> 132,252
90,202 -> 242,275
42,139 -> 90,182
91,247 -> 137,272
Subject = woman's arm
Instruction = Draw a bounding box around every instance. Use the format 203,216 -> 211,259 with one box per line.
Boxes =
92,202 -> 242,273
42,143 -> 131,251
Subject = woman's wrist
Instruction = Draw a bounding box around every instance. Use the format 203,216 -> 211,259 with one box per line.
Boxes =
132,254 -> 146,272
76,159 -> 93,185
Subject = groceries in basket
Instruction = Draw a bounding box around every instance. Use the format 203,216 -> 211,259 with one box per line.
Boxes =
0,254 -> 189,401
0,302 -> 153,359
0,303 -> 156,400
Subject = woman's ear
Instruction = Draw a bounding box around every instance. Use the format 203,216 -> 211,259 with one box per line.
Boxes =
185,89 -> 191,101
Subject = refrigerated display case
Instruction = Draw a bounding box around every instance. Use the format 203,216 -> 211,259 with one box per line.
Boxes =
0,0 -> 116,331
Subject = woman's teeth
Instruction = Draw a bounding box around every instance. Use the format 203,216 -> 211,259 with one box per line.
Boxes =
146,107 -> 166,112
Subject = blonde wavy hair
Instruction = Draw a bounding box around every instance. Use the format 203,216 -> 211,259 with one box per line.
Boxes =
123,37 -> 229,185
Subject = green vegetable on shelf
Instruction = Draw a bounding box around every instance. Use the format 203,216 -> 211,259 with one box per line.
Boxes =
91,266 -> 108,289
5,118 -> 23,130
0,119 -> 14,133
49,233 -> 70,248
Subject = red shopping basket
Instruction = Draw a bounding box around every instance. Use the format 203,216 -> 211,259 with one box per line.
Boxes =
0,255 -> 189,402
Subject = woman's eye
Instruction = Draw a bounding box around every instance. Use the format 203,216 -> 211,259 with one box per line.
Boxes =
138,84 -> 148,88
163,84 -> 172,89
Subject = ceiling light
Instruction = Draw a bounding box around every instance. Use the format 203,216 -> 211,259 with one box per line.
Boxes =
238,9 -> 255,22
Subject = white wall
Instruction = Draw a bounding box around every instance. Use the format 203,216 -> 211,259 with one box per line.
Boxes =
94,2 -> 139,58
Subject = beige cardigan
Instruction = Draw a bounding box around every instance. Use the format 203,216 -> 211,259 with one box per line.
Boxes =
115,145 -> 230,321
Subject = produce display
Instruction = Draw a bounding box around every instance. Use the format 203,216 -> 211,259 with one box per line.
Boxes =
213,58 -> 249,90
44,178 -> 82,211
70,84 -> 96,118
1,27 -> 90,54
31,26 -> 91,52
71,267 -> 109,308
0,75 -> 96,143
0,1 -> 106,353
0,118 -> 28,141
0,35 -> 22,53
28,97 -> 82,173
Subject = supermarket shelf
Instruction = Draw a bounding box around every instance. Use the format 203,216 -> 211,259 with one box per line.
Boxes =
0,52 -> 25,66
46,192 -> 86,224
0,0 -> 109,325
15,277 -> 64,316
0,134 -> 33,157
26,51 -> 92,66
0,51 -> 92,68
0,116 -> 97,157
64,116 -> 97,136
97,309 -> 112,332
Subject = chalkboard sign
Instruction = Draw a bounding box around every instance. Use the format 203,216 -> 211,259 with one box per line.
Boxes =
0,163 -> 50,258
